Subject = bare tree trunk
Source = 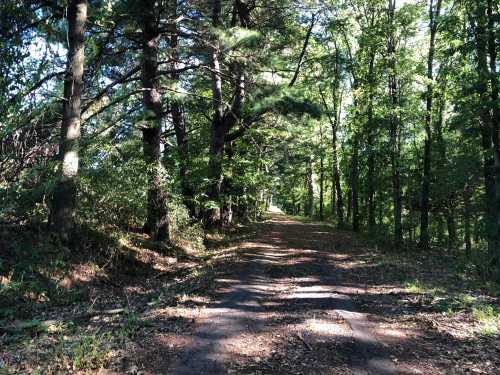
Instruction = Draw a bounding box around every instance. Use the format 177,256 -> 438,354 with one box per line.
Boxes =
351,133 -> 360,231
377,190 -> 383,225
319,125 -> 325,220
464,184 -> 472,257
50,0 -> 87,240
472,1 -> 499,277
140,2 -> 168,241
419,0 -> 442,249
319,154 -> 324,220
206,0 -> 226,224
387,0 -> 402,244
447,208 -> 457,250
487,0 -> 500,276
304,158 -> 314,217
206,0 -> 248,225
169,0 -> 195,216
333,90 -> 344,226
347,188 -> 353,225
366,51 -> 376,230
320,61 -> 344,226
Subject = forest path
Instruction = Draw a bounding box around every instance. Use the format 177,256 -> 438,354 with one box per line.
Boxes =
171,213 -> 399,375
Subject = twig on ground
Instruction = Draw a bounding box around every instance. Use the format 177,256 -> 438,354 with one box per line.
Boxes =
295,332 -> 312,351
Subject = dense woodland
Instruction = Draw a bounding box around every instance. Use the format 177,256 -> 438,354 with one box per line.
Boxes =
2,0 -> 500,373
1,0 -> 500,274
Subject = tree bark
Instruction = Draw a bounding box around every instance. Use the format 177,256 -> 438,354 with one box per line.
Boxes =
419,0 -> 442,249
206,0 -> 248,224
487,0 -> 500,275
319,67 -> 344,226
289,13 -> 316,87
50,0 -> 87,240
347,188 -> 353,225
169,1 -> 195,216
387,0 -> 402,244
447,208 -> 457,250
366,51 -> 376,230
351,133 -> 360,231
472,1 -> 499,277
140,1 -> 168,241
464,184 -> 472,257
333,89 -> 344,227
304,157 -> 314,217
319,127 -> 325,220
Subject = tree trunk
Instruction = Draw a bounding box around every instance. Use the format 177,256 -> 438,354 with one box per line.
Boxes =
320,61 -> 344,226
464,184 -> 472,257
319,153 -> 324,220
319,125 -> 325,220
169,0 -> 195,216
388,0 -> 402,244
206,0 -> 226,223
473,1 -> 500,277
50,0 -> 87,240
206,0 -> 248,225
377,190 -> 383,226
142,128 -> 168,241
332,49 -> 344,227
140,2 -> 168,241
351,134 -> 360,231
487,0 -> 500,276
172,103 -> 194,214
304,158 -> 314,217
366,51 -> 376,230
447,209 -> 457,250
347,188 -> 353,225
419,0 -> 442,249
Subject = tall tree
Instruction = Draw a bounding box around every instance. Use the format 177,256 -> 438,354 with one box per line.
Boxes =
139,0 -> 168,241
419,0 -> 442,248
319,123 -> 325,220
206,0 -> 249,224
169,0 -> 195,216
387,0 -> 402,244
366,49 -> 376,229
50,0 -> 87,240
470,0 -> 500,277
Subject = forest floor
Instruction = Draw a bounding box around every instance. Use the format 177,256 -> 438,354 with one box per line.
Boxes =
1,213 -> 500,374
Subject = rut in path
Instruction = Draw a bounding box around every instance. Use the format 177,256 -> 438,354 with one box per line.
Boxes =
172,214 -> 398,375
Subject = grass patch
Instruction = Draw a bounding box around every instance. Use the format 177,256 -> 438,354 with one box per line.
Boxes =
402,277 -> 500,334
472,304 -> 500,335
120,310 -> 154,339
70,332 -> 113,372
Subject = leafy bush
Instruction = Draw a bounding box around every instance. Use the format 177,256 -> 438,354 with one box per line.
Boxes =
168,198 -> 205,252
79,145 -> 148,229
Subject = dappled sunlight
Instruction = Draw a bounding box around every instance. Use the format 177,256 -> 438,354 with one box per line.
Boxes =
165,213 -> 407,374
306,317 -> 349,336
3,214 -> 497,374
159,213 -> 500,374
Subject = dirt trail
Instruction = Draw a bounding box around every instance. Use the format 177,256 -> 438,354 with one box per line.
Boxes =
171,214 -> 398,374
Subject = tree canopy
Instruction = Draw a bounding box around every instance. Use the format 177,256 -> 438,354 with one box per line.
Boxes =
1,0 -> 499,280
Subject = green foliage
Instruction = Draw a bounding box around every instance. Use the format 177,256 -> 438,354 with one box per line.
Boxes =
80,140 -> 148,229
472,304 -> 500,335
0,0 -> 499,346
120,310 -> 154,339
219,27 -> 262,51
71,333 -> 112,371
168,198 -> 205,252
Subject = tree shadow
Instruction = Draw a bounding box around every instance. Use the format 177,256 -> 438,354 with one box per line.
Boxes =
128,214 -> 499,375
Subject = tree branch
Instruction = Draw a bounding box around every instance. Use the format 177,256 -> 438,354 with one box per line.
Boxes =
289,13 -> 317,87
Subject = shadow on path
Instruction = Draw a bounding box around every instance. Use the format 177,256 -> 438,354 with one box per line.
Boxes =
172,214 -> 397,375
